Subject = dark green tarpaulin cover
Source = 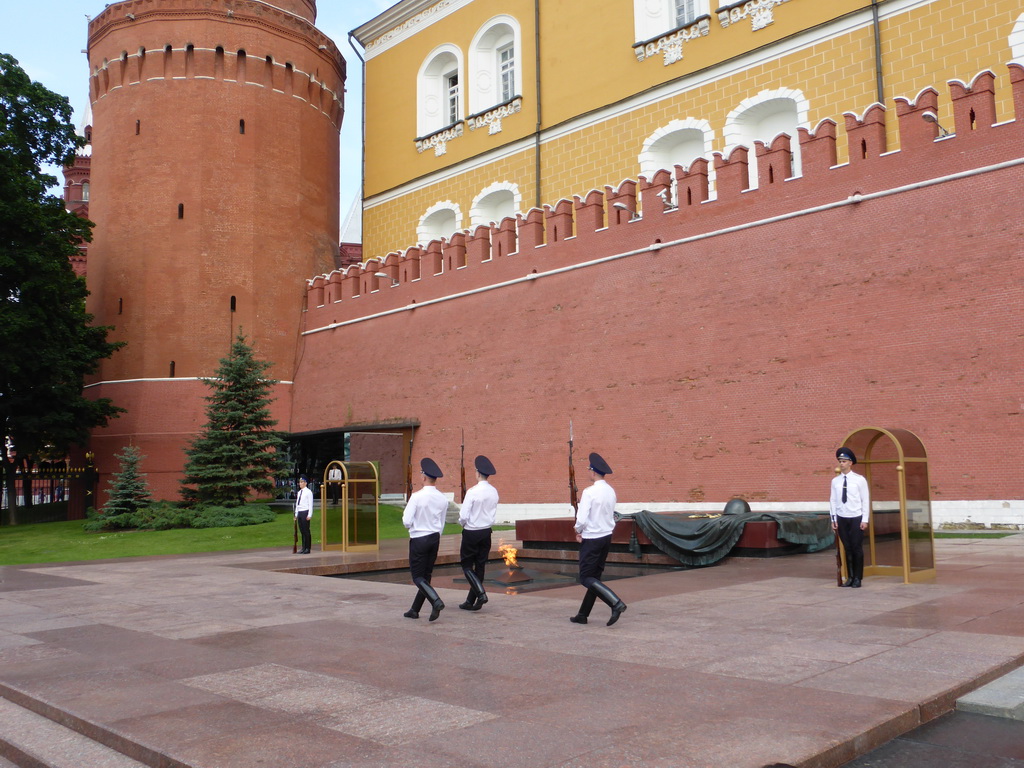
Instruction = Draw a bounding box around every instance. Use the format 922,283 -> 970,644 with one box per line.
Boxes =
632,510 -> 835,567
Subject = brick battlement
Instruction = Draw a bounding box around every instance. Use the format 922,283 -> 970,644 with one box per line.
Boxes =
87,0 -> 343,126
304,66 -> 1023,331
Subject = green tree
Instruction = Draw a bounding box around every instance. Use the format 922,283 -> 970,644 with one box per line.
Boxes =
0,53 -> 123,524
87,444 -> 153,529
181,332 -> 287,507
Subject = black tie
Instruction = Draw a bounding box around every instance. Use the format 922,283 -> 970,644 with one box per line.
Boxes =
842,476 -> 847,504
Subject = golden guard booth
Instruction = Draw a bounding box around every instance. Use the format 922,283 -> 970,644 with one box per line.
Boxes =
320,461 -> 380,552
841,427 -> 935,584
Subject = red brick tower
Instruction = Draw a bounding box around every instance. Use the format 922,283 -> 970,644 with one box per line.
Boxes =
84,0 -> 344,500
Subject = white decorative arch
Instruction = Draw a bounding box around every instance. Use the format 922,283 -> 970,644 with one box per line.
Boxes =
639,118 -> 716,202
1010,13 -> 1024,60
417,43 -> 464,137
639,118 -> 715,177
469,181 -> 521,227
417,200 -> 463,245
724,88 -> 809,189
469,15 -> 522,115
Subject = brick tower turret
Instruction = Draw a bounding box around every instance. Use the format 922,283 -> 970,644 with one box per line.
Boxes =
84,0 -> 344,499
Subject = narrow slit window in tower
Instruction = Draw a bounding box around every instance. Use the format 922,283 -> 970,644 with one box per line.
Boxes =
178,203 -> 184,219
169,361 -> 175,378
239,119 -> 245,134
230,296 -> 237,312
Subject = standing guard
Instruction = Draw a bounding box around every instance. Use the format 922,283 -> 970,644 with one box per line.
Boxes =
830,447 -> 870,588
458,455 -> 499,611
571,453 -> 627,626
402,458 -> 448,621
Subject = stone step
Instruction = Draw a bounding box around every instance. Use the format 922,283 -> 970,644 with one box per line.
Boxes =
0,696 -> 150,768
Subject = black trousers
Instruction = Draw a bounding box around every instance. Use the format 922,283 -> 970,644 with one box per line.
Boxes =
836,516 -> 865,580
460,527 -> 492,579
297,516 -> 311,552
409,532 -> 440,583
578,534 -> 612,589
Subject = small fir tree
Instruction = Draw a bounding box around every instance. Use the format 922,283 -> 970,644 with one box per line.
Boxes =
101,444 -> 153,520
181,333 -> 287,507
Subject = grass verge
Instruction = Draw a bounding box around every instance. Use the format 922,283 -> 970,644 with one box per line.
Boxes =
0,505 -> 493,565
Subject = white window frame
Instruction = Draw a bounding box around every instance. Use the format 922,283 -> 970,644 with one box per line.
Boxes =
469,16 -> 522,115
633,0 -> 710,43
498,43 -> 515,104
417,44 -> 464,137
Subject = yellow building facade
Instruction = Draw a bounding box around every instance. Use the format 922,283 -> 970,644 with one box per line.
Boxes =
353,0 -> 1023,261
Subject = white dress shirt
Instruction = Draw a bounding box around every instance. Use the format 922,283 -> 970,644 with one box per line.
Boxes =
459,480 -> 499,530
830,470 -> 870,522
574,479 -> 617,538
294,486 -> 313,520
402,485 -> 449,538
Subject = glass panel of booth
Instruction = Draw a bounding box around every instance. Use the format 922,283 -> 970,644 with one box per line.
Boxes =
904,459 -> 934,572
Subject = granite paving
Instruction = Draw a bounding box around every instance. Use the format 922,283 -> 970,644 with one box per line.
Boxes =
0,533 -> 1021,767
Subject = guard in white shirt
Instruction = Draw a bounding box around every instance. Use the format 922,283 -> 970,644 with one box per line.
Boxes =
294,476 -> 313,554
402,457 -> 448,621
458,455 -> 499,611
830,447 -> 871,588
571,452 -> 627,626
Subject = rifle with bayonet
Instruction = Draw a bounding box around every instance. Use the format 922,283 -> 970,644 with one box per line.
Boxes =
459,428 -> 467,503
405,436 -> 414,501
568,420 -> 580,520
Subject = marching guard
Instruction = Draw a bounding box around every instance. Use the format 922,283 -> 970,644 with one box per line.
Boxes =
458,455 -> 499,611
402,458 -> 448,621
571,452 -> 627,626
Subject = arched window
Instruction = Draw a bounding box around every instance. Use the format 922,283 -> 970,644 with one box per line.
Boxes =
633,0 -> 710,42
470,182 -> 520,227
417,45 -> 464,136
81,182 -> 90,202
724,89 -> 808,189
1010,13 -> 1024,59
417,201 -> 462,244
639,118 -> 715,199
469,16 -> 522,114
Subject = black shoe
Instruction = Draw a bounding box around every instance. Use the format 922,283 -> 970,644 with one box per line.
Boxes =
569,614 -> 588,625
851,578 -> 862,588
842,578 -> 854,587
403,610 -> 419,619
429,601 -> 445,622
463,570 -> 488,609
459,601 -> 477,611
590,581 -> 627,626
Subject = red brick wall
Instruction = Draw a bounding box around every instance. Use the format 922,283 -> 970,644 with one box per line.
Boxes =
292,68 -> 1024,507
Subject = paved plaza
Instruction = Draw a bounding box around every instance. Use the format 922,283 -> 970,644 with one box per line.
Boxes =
0,533 -> 1023,767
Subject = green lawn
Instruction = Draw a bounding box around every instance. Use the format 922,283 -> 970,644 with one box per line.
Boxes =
0,504 -> 482,565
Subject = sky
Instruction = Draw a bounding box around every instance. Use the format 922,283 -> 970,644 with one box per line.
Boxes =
0,0 -> 395,237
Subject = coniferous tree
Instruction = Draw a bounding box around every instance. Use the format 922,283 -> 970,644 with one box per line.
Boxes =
181,333 -> 287,507
0,54 -> 123,524
101,445 -> 153,519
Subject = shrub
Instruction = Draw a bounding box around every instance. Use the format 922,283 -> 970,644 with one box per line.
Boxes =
191,504 -> 276,528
